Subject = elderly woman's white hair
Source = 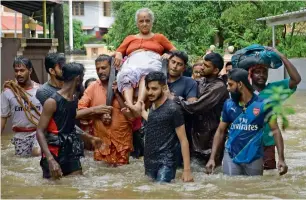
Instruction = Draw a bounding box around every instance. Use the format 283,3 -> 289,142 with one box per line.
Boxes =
135,8 -> 155,23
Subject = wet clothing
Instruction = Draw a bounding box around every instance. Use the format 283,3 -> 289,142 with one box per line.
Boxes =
256,78 -> 296,169
36,82 -> 61,106
1,82 -> 41,156
130,118 -> 144,159
168,76 -> 198,167
258,78 -> 297,147
146,165 -> 176,183
35,81 -> 84,136
174,77 -> 228,164
40,155 -> 82,179
78,80 -> 133,165
263,145 -> 276,170
11,131 -> 39,156
223,150 -> 263,176
144,99 -> 184,182
222,95 -> 269,164
40,92 -> 83,178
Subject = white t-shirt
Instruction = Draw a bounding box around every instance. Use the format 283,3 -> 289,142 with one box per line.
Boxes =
1,82 -> 42,137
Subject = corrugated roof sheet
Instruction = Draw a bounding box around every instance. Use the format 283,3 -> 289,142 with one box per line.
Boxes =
1,1 -> 62,22
257,9 -> 306,21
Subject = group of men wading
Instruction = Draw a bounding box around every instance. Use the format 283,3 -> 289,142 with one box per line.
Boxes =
1,8 -> 302,183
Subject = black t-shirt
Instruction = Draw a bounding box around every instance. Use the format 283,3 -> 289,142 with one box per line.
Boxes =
36,82 -> 60,106
144,99 -> 185,169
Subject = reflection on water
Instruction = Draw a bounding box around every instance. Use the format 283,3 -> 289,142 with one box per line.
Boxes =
1,55 -> 306,198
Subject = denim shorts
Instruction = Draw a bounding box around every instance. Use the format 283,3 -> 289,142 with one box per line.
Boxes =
145,165 -> 176,183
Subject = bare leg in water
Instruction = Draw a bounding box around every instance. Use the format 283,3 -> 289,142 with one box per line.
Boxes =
123,77 -> 146,116
134,77 -> 147,113
123,87 -> 139,117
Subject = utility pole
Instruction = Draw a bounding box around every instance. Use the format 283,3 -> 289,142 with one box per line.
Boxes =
43,0 -> 47,38
14,11 -> 17,38
69,0 -> 73,51
54,4 -> 65,53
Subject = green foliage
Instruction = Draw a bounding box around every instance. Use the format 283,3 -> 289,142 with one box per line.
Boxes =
63,3 -> 91,50
106,1 -> 306,59
264,86 -> 296,130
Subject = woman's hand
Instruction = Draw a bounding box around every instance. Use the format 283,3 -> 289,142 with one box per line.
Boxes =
161,53 -> 171,60
114,52 -> 123,70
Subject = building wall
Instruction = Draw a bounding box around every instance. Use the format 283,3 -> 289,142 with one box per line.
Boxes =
73,1 -> 114,29
98,1 -> 115,28
73,1 -> 100,27
268,58 -> 306,90
286,58 -> 306,90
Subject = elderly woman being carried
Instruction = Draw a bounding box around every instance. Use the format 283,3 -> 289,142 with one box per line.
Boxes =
113,8 -> 176,115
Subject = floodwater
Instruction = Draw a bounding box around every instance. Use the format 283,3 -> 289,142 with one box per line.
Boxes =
1,56 -> 306,199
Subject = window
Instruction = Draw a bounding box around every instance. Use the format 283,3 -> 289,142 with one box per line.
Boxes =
103,2 -> 111,17
73,1 -> 84,16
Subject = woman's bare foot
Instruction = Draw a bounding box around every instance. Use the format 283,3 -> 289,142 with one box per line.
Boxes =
124,102 -> 141,117
134,101 -> 142,114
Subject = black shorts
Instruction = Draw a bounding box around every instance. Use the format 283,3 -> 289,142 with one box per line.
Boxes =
40,155 -> 82,179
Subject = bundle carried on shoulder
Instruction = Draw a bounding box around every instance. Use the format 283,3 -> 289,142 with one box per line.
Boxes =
231,44 -> 283,70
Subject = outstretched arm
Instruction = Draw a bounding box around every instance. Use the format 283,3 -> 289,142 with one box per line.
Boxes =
173,85 -> 227,115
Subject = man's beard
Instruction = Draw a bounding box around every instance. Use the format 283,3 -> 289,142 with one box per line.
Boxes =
54,70 -> 63,81
149,91 -> 163,103
230,88 -> 241,103
99,74 -> 108,81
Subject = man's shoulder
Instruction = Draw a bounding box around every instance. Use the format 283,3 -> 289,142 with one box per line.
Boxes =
181,76 -> 196,83
265,79 -> 291,92
165,99 -> 183,112
1,88 -> 14,98
223,98 -> 236,109
85,80 -> 100,93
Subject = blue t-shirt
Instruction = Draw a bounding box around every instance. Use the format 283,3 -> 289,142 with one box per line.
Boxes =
221,95 -> 269,163
258,79 -> 296,146
168,76 -> 197,100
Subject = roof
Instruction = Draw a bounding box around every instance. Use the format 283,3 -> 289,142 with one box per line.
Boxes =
1,1 -> 61,23
257,9 -> 306,26
82,26 -> 94,30
2,15 -> 43,31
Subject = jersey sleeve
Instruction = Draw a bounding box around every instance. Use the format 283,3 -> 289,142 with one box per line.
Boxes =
270,78 -> 296,92
1,90 -> 11,117
221,100 -> 231,123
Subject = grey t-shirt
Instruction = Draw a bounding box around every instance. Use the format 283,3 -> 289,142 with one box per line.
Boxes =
36,82 -> 60,106
144,99 -> 184,169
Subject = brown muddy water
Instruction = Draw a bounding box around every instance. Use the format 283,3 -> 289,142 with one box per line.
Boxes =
1,56 -> 306,199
